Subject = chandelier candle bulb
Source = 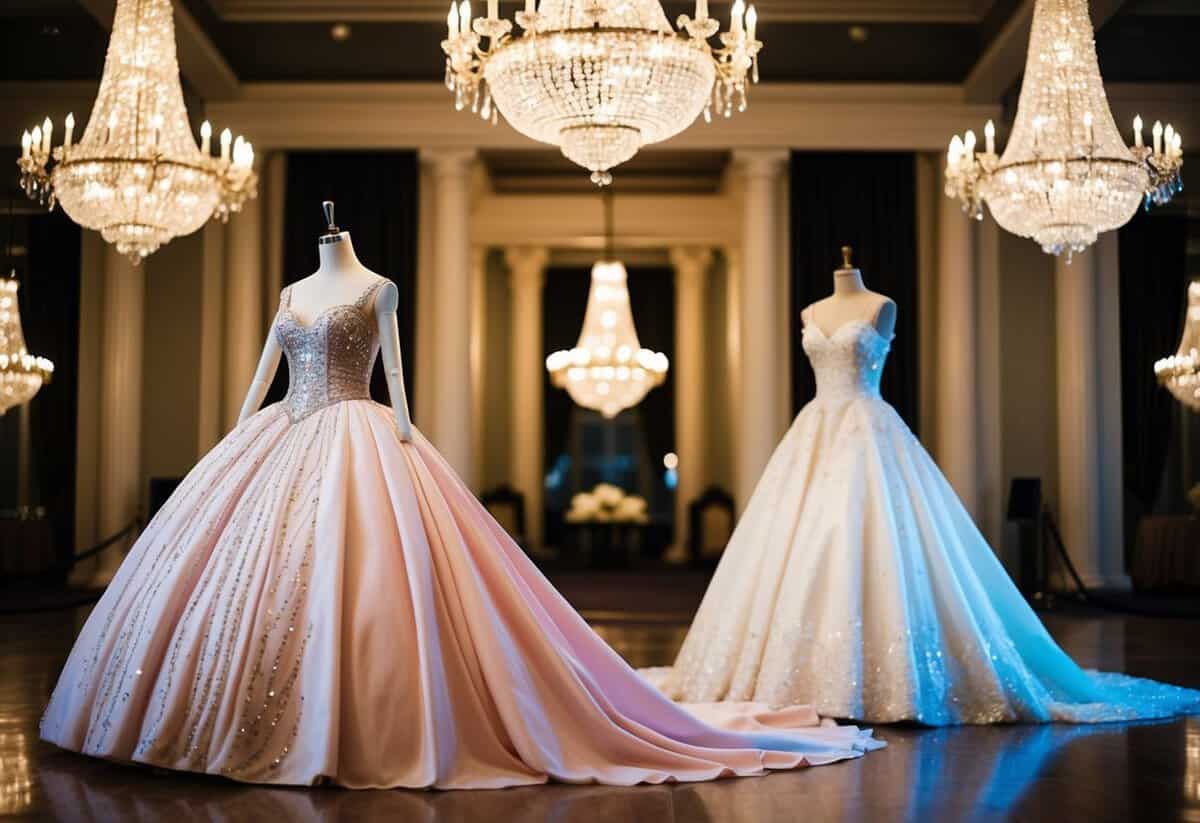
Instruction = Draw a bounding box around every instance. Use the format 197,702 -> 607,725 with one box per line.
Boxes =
985,120 -> 995,155
1165,124 -> 1175,155
1134,114 -> 1143,147
459,1 -> 470,30
1154,120 -> 1163,154
746,6 -> 757,41
487,0 -> 497,21
696,0 -> 708,20
41,118 -> 52,155
200,120 -> 212,154
20,131 -> 30,161
219,128 -> 232,161
30,126 -> 41,158
63,113 -> 74,151
448,3 -> 459,35
732,0 -> 744,34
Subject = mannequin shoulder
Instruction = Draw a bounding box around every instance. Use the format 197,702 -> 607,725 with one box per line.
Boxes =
869,293 -> 897,336
800,297 -> 831,326
372,277 -> 400,313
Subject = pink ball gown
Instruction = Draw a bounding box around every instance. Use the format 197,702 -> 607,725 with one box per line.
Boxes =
41,279 -> 881,789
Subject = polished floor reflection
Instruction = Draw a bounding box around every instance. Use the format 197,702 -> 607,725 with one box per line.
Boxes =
4,592 -> 1200,822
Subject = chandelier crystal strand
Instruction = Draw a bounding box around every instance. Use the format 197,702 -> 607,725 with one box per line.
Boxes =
943,0 -> 1182,258
1155,282 -> 1200,410
546,261 -> 668,418
16,0 -> 257,263
443,0 -> 760,185
0,275 -> 53,416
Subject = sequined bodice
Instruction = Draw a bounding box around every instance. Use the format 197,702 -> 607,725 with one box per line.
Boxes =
802,320 -> 892,402
275,280 -> 385,422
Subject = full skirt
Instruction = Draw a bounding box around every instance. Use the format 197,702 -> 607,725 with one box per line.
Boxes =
41,399 -> 880,788
647,393 -> 1200,725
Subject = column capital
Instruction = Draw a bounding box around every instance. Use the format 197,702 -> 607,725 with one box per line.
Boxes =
734,148 -> 790,178
669,246 -> 714,282
505,245 -> 549,289
420,147 -> 476,176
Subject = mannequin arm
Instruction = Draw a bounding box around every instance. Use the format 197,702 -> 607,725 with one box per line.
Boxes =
237,333 -> 283,425
375,281 -> 414,442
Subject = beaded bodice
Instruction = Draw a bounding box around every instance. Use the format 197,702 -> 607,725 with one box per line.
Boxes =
802,320 -> 892,402
275,279 -> 385,422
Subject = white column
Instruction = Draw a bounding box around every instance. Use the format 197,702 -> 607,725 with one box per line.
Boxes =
471,246 -> 488,490
1056,237 -> 1127,589
668,246 -> 712,561
426,148 -> 476,483
90,247 -> 145,586
505,246 -> 548,549
733,150 -> 789,512
223,197 -> 264,431
414,158 -> 437,430
935,190 -> 980,518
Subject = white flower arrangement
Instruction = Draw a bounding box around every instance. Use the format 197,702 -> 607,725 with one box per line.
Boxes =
1188,483 -> 1200,513
565,483 -> 650,525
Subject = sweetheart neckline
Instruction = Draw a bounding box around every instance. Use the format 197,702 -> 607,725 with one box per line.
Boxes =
803,318 -> 893,344
280,279 -> 385,330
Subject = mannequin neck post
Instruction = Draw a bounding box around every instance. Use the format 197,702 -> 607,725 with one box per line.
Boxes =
317,231 -> 362,274
833,267 -> 866,295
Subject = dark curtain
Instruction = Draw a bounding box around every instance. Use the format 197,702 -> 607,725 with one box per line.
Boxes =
543,267 -> 591,479
1118,211 -> 1189,560
625,266 -> 676,468
270,152 -> 419,410
24,209 -> 81,566
789,152 -> 920,430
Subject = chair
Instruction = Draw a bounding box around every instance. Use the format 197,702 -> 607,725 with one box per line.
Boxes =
688,486 -> 735,568
481,485 -> 527,548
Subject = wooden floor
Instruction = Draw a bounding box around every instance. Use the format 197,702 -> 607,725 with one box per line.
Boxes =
3,583 -> 1200,822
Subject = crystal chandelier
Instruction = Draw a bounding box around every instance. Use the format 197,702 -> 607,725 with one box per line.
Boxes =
0,274 -> 54,416
546,261 -> 669,417
944,0 -> 1182,258
16,0 -> 257,263
1155,282 -> 1200,411
442,0 -> 761,185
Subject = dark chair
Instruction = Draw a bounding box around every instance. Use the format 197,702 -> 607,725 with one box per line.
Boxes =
481,485 -> 527,548
688,486 -> 735,568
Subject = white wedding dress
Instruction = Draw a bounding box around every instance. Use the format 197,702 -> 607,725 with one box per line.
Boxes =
648,318 -> 1200,725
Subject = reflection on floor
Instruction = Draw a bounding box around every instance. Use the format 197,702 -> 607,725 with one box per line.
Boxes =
3,587 -> 1200,822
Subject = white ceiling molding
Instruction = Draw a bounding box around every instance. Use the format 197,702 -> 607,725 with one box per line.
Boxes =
76,0 -> 241,101
200,82 -> 1000,151
212,0 -> 995,23
963,0 -> 1127,104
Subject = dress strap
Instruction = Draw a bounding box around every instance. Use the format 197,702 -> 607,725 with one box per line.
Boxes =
281,284 -> 293,309
354,278 -> 388,311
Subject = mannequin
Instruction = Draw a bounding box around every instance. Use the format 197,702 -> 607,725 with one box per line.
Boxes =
801,246 -> 896,339
237,201 -> 413,440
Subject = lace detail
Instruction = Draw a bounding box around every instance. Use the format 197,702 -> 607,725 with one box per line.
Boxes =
274,280 -> 386,422
802,319 -> 892,403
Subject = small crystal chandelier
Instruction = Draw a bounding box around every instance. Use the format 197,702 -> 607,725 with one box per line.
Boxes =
944,0 -> 1182,258
442,0 -> 761,186
16,0 -> 257,263
1155,282 -> 1200,411
0,274 -> 54,416
546,193 -> 668,417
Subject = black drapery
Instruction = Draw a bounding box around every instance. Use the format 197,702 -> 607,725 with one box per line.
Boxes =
270,152 -> 419,410
789,152 -> 920,431
1118,210 -> 1189,558
23,209 -> 81,566
625,266 -> 676,470
543,266 -> 591,482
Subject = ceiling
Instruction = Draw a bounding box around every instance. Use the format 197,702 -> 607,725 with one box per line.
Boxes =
1,0 -> 1197,90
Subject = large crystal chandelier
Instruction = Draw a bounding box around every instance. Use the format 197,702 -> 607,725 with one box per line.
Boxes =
0,274 -> 54,416
944,0 -> 1182,257
1155,282 -> 1200,411
16,0 -> 257,263
442,0 -> 761,185
546,261 -> 669,417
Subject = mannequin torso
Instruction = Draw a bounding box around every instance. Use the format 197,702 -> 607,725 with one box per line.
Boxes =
237,204 -> 413,440
802,248 -> 896,339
